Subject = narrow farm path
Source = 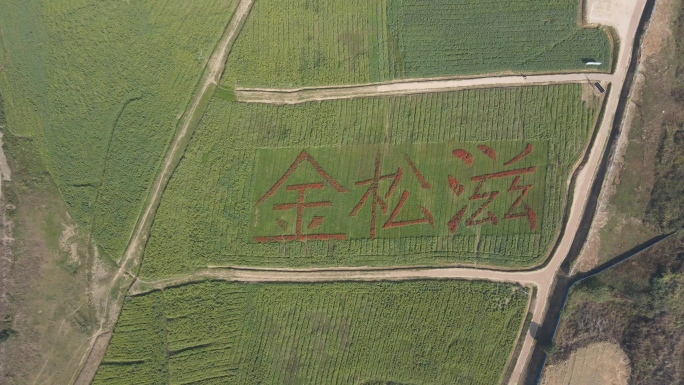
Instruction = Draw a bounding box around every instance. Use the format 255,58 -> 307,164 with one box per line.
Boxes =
235,73 -> 616,104
126,0 -> 648,381
103,0 -> 255,327
82,0 -> 648,383
130,267 -> 543,295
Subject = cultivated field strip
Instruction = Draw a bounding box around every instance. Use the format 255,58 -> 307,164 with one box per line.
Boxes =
94,280 -> 530,385
223,0 -> 387,87
386,0 -> 612,78
91,294 -> 167,385
141,84 -> 603,278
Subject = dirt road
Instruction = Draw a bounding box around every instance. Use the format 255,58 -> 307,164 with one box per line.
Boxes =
235,73 -> 616,104
506,0 -> 647,381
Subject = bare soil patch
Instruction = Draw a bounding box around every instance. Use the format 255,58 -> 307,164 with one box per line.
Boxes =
0,132 -> 11,183
585,0 -> 638,38
0,188 -> 93,384
541,342 -> 630,385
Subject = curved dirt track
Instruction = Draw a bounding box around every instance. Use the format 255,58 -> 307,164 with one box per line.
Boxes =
79,0 -> 648,383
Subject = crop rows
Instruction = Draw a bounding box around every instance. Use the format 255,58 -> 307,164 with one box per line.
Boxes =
222,0 -> 611,88
222,0 -> 388,88
0,0 -> 239,263
94,280 -> 530,385
141,83 -> 602,278
387,0 -> 613,79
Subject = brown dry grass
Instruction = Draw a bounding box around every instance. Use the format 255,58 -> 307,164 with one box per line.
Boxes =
574,0 -> 678,273
0,135 -> 105,385
1,189 -> 93,384
541,342 -> 630,385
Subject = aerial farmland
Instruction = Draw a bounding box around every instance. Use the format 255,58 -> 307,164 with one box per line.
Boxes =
0,0 -> 671,384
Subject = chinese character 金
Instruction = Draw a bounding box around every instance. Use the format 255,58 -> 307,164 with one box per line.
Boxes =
253,150 -> 349,242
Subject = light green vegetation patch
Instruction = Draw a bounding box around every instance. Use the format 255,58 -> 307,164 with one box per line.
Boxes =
141,84 -> 603,278
251,142 -> 547,241
94,280 -> 530,385
222,0 -> 612,88
0,0 -> 239,262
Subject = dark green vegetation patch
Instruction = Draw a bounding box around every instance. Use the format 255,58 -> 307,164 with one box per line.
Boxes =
142,84 -> 603,278
94,280 -> 530,385
222,0 -> 613,87
386,0 -> 613,79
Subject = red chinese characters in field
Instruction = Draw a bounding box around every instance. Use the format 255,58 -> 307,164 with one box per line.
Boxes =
350,152 -> 434,239
254,144 -> 541,243
448,143 -> 538,233
254,150 -> 349,242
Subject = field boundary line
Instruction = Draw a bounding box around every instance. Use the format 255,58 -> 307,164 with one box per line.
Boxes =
234,73 -> 615,104
206,261 -> 542,273
233,70 -> 614,93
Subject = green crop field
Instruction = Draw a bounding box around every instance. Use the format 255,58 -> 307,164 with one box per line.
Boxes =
0,1 -> 239,262
140,83 -> 603,279
222,0 -> 613,88
386,0 -> 613,79
94,280 -> 530,385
